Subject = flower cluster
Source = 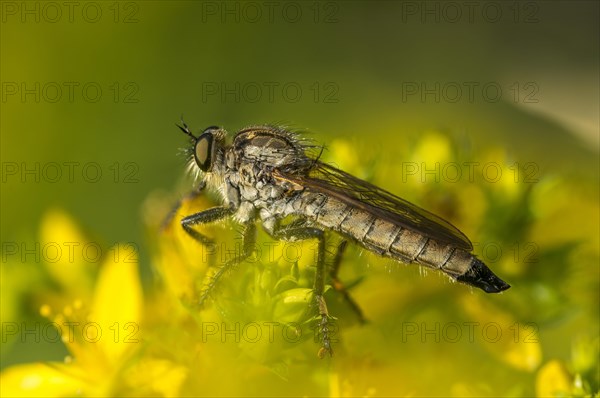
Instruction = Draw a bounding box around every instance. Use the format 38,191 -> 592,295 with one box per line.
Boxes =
1,132 -> 597,396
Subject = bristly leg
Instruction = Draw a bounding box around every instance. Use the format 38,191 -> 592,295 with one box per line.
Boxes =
329,240 -> 367,324
263,220 -> 334,357
197,222 -> 256,307
177,205 -> 236,308
180,206 -> 233,252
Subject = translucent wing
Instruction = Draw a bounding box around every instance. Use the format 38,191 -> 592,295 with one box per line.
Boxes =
277,161 -> 473,251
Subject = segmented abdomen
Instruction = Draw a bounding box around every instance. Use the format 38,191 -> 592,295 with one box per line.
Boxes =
300,192 -> 474,277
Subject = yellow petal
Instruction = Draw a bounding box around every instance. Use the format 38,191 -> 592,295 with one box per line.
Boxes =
39,209 -> 94,297
535,360 -> 573,397
0,362 -> 86,397
90,243 -> 143,364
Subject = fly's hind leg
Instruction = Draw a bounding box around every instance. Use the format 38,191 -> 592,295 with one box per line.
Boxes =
264,219 -> 334,358
329,240 -> 367,324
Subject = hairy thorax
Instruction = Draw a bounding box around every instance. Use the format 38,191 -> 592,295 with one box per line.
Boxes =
219,156 -> 304,225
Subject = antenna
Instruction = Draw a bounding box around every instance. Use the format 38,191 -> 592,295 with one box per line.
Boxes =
176,116 -> 196,139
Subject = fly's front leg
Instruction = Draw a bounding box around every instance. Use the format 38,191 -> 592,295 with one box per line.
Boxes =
264,220 -> 334,358
161,181 -> 207,231
197,222 -> 256,306
181,205 -> 233,249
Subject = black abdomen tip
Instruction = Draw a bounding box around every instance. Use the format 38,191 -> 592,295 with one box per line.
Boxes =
456,258 -> 511,293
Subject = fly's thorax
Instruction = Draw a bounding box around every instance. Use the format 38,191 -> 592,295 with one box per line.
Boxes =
257,191 -> 306,222
232,186 -> 303,224
241,143 -> 299,167
236,163 -> 299,212
213,145 -> 276,210
225,149 -> 236,170
220,148 -> 305,224
216,126 -> 315,217
232,126 -> 312,171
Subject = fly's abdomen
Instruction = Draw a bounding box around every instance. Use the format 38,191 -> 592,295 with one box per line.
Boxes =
309,195 -> 459,268
384,224 -> 469,275
388,227 -> 509,292
303,193 -> 510,293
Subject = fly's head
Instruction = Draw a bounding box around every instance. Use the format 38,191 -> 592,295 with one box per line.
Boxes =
177,122 -> 228,187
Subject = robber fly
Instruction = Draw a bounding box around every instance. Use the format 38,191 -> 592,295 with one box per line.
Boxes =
171,122 -> 510,357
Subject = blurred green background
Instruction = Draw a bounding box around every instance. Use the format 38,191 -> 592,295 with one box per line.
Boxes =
1,1 -> 598,397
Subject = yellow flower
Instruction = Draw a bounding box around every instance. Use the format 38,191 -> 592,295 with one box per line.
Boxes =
3,128 -> 598,396
0,210 -> 187,397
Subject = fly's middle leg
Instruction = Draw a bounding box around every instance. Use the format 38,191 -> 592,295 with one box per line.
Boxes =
178,205 -> 236,307
264,220 -> 334,358
198,222 -> 256,306
329,240 -> 367,324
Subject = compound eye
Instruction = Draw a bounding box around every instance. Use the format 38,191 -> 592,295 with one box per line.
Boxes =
195,133 -> 214,172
